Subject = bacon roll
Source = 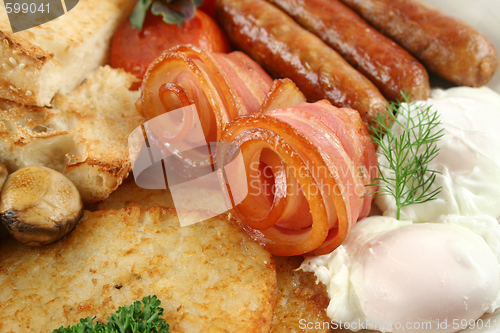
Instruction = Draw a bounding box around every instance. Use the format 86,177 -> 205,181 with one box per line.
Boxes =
220,100 -> 378,256
136,44 -> 273,148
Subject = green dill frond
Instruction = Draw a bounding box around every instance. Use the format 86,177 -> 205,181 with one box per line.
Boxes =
366,92 -> 445,220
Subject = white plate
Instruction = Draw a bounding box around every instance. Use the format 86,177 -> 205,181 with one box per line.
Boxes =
337,1 -> 500,332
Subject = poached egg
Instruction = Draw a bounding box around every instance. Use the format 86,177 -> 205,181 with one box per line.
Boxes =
376,87 -> 500,222
301,87 -> 500,332
301,215 -> 500,333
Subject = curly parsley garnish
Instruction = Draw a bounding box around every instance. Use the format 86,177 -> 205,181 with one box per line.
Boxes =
367,93 -> 445,220
53,295 -> 169,333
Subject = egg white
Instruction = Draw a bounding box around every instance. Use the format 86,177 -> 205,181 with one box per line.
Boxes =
301,215 -> 500,333
376,87 -> 500,223
302,87 -> 500,333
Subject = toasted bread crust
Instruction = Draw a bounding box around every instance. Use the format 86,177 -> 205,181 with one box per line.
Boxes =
0,0 -> 135,106
0,32 -> 51,105
0,66 -> 143,203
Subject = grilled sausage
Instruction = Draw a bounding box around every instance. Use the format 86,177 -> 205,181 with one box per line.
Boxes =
267,0 -> 430,102
338,0 -> 498,87
215,0 -> 388,129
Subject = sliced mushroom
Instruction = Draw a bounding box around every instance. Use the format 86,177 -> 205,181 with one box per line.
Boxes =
0,165 -> 83,246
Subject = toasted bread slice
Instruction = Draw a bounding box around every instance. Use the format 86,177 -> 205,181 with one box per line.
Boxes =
0,65 -> 144,203
0,206 -> 276,333
96,176 -> 176,209
96,176 -> 228,213
0,0 -> 134,106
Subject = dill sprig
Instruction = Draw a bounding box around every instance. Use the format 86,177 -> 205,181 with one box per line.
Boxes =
367,92 -> 445,220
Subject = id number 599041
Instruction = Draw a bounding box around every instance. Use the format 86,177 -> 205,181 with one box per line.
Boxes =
452,318 -> 496,331
5,2 -> 49,14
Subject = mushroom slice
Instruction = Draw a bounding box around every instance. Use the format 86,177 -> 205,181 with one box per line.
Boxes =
0,166 -> 83,246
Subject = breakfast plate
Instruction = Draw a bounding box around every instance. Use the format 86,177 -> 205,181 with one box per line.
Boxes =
0,0 -> 500,331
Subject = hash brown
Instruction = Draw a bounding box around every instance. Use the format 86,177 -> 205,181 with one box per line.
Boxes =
271,256 -> 331,333
96,177 -> 333,332
0,206 -> 276,332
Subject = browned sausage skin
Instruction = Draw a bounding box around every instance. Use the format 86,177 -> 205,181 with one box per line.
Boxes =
339,0 -> 498,87
267,0 -> 430,102
215,0 -> 388,129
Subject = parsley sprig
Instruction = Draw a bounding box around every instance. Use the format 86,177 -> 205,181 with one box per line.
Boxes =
367,93 -> 445,220
53,295 -> 169,333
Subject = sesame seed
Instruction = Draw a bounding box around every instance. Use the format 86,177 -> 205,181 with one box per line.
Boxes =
2,63 -> 11,70
19,63 -> 26,69
26,90 -> 32,96
9,85 -> 17,91
9,57 -> 17,65
13,50 -> 22,55
3,39 -> 9,47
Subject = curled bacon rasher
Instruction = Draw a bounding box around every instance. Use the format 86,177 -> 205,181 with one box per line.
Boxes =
220,100 -> 378,256
134,44 -> 378,256
136,44 -> 273,158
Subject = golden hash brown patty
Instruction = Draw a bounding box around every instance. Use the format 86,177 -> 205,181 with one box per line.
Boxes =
271,256 -> 331,333
0,207 -> 276,332
96,178 -> 333,333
